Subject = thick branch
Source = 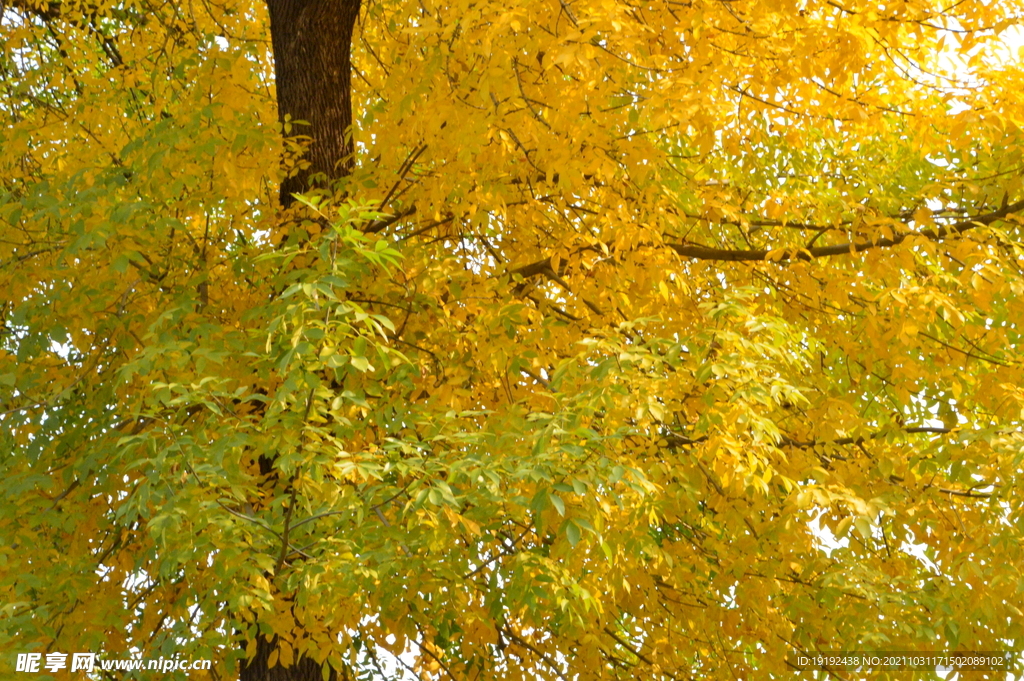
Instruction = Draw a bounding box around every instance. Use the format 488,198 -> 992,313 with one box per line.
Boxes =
508,199 -> 1024,278
670,196 -> 1023,260
779,425 -> 951,449
664,425 -> 951,450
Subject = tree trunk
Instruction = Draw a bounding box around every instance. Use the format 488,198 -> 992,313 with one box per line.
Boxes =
241,635 -> 345,681
266,0 -> 362,207
240,2 -> 361,679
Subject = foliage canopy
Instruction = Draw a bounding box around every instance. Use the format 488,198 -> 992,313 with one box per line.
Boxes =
3,0 -> 1024,678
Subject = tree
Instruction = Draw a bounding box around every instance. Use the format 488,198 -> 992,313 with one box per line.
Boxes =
2,0 -> 1024,678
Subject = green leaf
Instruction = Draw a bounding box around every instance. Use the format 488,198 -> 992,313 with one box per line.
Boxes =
565,519 -> 581,547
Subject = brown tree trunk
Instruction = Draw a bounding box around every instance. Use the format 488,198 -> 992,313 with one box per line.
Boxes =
241,635 -> 346,681
240,2 -> 361,680
266,0 -> 362,207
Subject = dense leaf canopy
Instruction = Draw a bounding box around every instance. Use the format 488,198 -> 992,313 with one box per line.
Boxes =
2,0 -> 1024,678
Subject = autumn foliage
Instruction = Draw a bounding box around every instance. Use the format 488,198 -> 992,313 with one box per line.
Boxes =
2,0 -> 1024,679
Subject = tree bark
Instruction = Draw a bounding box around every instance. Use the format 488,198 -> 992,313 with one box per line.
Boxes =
266,0 -> 362,206
241,634 -> 345,681
240,2 -> 361,680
